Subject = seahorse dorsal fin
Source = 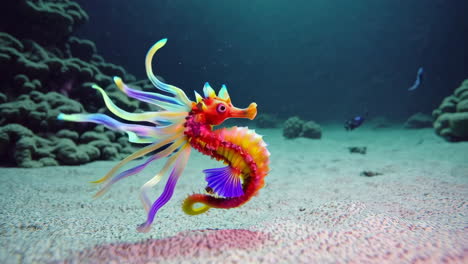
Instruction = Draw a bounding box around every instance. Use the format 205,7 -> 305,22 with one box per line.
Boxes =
197,100 -> 207,111
203,82 -> 216,98
218,84 -> 230,102
194,91 -> 203,103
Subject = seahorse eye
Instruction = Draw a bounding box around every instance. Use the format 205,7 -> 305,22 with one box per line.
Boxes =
217,103 -> 227,113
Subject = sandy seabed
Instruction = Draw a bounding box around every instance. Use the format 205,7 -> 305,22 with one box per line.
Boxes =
0,126 -> 467,264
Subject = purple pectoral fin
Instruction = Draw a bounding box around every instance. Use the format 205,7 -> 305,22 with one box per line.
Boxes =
203,166 -> 244,198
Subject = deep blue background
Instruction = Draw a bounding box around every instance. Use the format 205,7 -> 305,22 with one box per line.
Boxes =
75,0 -> 468,122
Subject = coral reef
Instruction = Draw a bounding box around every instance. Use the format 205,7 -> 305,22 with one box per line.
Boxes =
0,0 -> 89,45
283,116 -> 322,139
0,32 -> 138,110
283,116 -> 303,139
404,112 -> 433,129
0,91 -> 83,131
432,79 -> 468,141
65,37 -> 96,61
0,122 -> 133,168
301,121 -> 322,139
0,0 -> 152,167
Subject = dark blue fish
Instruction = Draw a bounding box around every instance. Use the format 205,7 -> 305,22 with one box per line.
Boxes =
345,112 -> 368,131
408,67 -> 424,91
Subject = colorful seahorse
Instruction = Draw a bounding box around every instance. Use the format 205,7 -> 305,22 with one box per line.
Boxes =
57,38 -> 270,233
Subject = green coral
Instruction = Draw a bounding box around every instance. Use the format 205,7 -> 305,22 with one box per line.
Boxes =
66,36 -> 96,61
0,91 -> 84,132
433,79 -> 468,141
283,116 -> 303,139
0,3 -> 148,168
55,139 -> 100,165
56,129 -> 79,141
0,123 -> 134,167
283,116 -> 322,139
0,0 -> 89,45
301,121 -> 322,139
0,32 -> 136,103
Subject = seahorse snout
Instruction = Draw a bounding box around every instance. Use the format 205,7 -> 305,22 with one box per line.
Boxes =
230,103 -> 257,120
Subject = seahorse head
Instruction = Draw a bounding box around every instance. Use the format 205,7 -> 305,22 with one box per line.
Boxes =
191,82 -> 257,125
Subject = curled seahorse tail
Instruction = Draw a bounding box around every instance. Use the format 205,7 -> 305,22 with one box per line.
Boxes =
182,194 -> 211,215
182,189 -> 255,215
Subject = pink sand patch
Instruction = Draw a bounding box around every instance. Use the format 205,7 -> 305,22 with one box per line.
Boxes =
67,229 -> 271,263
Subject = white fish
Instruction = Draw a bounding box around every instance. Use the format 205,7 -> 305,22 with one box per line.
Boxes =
408,67 -> 424,91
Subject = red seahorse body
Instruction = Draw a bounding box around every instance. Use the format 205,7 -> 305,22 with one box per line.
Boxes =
183,109 -> 270,214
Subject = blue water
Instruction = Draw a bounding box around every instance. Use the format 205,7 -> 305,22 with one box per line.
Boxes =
75,0 -> 468,122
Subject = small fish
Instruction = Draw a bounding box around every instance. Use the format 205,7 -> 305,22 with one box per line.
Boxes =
345,112 -> 368,131
408,67 -> 424,91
